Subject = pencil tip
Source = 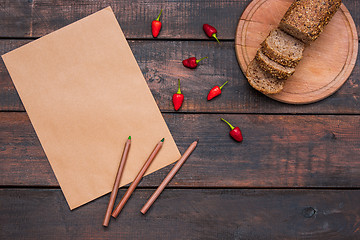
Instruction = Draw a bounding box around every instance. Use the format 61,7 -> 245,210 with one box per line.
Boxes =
161,138 -> 165,142
128,136 -> 131,140
195,138 -> 199,142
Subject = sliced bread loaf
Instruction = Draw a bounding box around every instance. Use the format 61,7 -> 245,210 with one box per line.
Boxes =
246,60 -> 284,94
255,50 -> 295,80
261,28 -> 305,68
279,0 -> 342,43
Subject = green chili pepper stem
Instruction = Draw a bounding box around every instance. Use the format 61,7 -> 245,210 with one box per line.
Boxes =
196,57 -> 208,64
221,118 -> 235,130
156,9 -> 163,21
212,33 -> 220,43
177,79 -> 182,94
219,81 -> 228,90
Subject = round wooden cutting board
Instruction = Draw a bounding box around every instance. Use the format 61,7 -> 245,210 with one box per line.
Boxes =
235,0 -> 358,104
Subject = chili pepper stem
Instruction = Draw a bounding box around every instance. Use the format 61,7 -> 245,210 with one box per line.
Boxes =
212,33 -> 220,43
221,118 -> 235,130
177,79 -> 182,94
156,9 -> 163,21
196,57 -> 208,64
219,81 -> 228,90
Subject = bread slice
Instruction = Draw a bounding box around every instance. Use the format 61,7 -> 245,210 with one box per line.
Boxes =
246,60 -> 284,94
279,0 -> 342,43
255,50 -> 295,80
261,28 -> 305,68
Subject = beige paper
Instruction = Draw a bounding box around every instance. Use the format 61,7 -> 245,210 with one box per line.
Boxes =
2,7 -> 180,210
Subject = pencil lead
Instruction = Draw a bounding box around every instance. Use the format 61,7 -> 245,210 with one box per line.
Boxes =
161,138 -> 165,142
128,136 -> 131,140
195,138 -> 199,142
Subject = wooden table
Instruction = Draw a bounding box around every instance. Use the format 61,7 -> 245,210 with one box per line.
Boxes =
1,0 -> 359,239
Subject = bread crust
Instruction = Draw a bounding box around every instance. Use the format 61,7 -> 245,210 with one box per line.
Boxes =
279,0 -> 342,43
261,29 -> 304,68
255,50 -> 295,80
261,42 -> 300,68
246,60 -> 284,94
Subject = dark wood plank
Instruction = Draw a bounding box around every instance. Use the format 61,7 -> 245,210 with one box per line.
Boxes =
0,0 -> 32,37
0,0 -> 247,39
0,40 -> 29,111
0,0 -> 358,39
1,112 -> 359,188
0,189 -> 359,239
1,40 -> 359,113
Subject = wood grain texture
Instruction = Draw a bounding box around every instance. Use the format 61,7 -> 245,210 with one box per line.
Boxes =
235,0 -> 358,104
0,0 -> 247,39
1,189 -> 359,239
1,1 -> 359,238
1,40 -> 359,113
0,0 -> 358,39
1,112 -> 359,188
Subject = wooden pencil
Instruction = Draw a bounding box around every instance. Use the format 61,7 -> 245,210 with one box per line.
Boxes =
111,138 -> 164,218
102,136 -> 131,227
140,139 -> 198,214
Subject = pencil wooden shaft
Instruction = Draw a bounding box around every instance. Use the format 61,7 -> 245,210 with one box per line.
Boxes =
140,140 -> 198,214
111,140 -> 164,218
103,138 -> 131,227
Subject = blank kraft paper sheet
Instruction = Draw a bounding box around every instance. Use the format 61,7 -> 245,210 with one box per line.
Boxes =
2,7 -> 180,209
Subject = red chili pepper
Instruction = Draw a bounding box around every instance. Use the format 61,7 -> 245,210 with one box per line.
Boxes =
152,9 -> 163,38
203,24 -> 220,43
182,57 -> 208,69
207,81 -> 228,100
173,79 -> 184,111
221,118 -> 243,142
